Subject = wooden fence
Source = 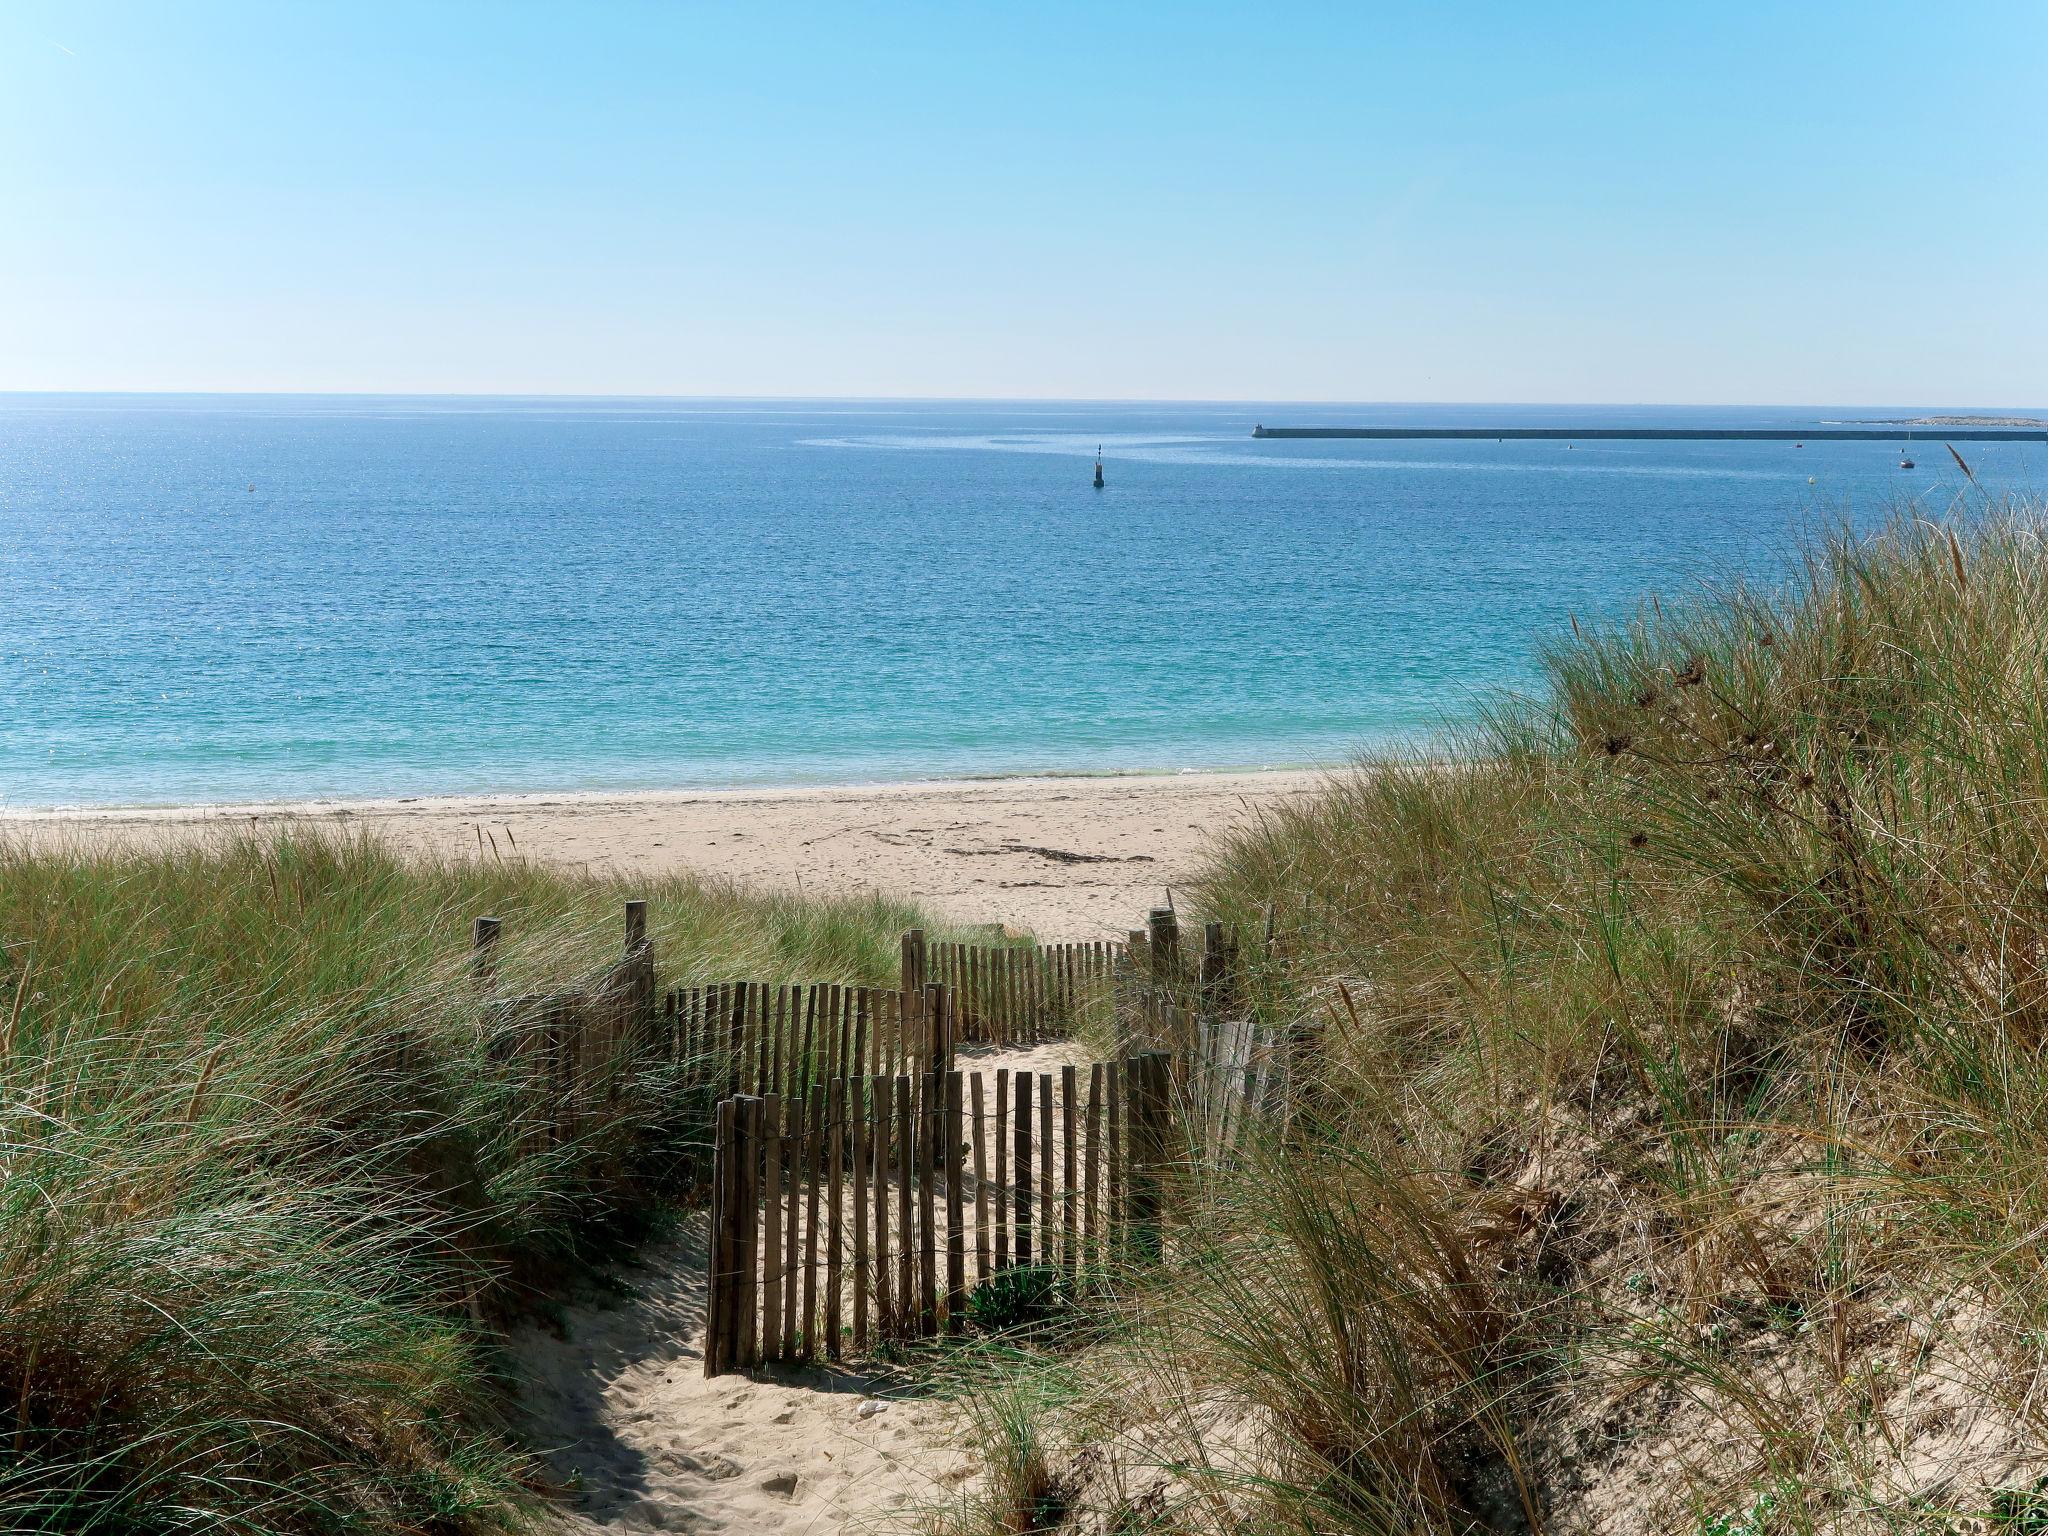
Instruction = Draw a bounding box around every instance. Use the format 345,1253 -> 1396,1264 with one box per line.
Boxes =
914,933 -> 1119,1045
666,980 -> 939,1103
462,899 -> 1293,1378
459,912 -> 1120,1169
468,900 -> 1288,1174
1118,906 -> 1291,1162
703,1051 -> 1175,1375
664,928 -> 1121,1110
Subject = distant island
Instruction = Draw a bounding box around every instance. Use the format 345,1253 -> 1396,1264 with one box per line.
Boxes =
1834,415 -> 2048,429
1250,423 -> 2048,441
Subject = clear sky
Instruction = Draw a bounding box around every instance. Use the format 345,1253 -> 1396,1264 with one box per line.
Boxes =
2,1 -> 2043,404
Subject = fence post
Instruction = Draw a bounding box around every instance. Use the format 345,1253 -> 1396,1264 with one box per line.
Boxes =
1148,907 -> 1179,988
1128,1051 -> 1169,1262
472,916 -> 501,989
901,928 -> 926,998
624,898 -> 647,952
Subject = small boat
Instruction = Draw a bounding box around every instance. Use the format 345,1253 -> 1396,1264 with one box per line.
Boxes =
1093,446 -> 1105,489
1899,456 -> 1915,469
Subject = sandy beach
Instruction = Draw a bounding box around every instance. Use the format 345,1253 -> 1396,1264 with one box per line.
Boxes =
2,770 -> 1329,937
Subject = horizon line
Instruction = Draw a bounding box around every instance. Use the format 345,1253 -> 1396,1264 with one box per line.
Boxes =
1,388 -> 2038,412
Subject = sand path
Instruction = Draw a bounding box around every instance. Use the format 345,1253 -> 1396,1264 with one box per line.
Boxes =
511,1040 -> 1083,1534
509,1216 -> 970,1535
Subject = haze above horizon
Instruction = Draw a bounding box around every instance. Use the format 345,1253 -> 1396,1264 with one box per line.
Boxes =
3,2 -> 2043,405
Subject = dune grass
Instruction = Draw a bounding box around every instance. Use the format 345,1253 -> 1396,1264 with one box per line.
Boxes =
0,832 -> 952,1533
945,504 -> 2048,1534
1188,503 -> 2048,1530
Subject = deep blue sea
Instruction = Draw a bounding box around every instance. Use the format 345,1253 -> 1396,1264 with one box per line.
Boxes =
0,395 -> 2038,809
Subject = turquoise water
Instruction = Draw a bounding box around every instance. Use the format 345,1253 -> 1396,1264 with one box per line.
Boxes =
0,395 -> 2038,808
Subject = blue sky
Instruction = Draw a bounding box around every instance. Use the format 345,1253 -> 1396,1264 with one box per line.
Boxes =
2,2 -> 2042,403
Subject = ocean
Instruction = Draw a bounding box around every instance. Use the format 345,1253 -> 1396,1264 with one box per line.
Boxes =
0,395 -> 2038,809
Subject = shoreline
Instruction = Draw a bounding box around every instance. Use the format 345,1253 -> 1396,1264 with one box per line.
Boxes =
0,763 -> 1346,822
0,768 -> 1332,936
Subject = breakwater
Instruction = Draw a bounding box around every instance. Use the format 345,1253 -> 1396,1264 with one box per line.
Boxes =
1250,426 -> 2048,441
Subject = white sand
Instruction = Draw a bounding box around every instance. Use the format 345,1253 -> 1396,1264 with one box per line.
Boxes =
511,1211 -> 973,1534
2,770 -> 1328,936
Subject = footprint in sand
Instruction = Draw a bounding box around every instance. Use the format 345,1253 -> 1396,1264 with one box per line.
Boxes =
652,1448 -> 741,1481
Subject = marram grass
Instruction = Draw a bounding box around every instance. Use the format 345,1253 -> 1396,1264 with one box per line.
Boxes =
939,504 -> 2048,1535
0,832 -> 957,1533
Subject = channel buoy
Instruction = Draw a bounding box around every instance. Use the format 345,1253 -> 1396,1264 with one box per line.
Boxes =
1093,446 -> 1105,489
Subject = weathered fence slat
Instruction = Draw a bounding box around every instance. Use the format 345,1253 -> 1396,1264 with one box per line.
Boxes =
782,1093 -> 803,1358
1062,1062 -> 1078,1275
971,1071 -> 990,1284
994,1068 -> 1010,1270
894,1074 -> 913,1339
704,1096 -> 732,1377
945,1069 -> 966,1333
872,1075 -> 892,1341
1015,1070 -> 1033,1267
736,1096 -> 761,1367
763,1093 -> 784,1362
1084,1062 -> 1102,1268
852,1076 -> 869,1353
827,1077 -> 846,1359
701,1047 -> 1180,1375
918,1071 -> 938,1337
803,1083 -> 823,1361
